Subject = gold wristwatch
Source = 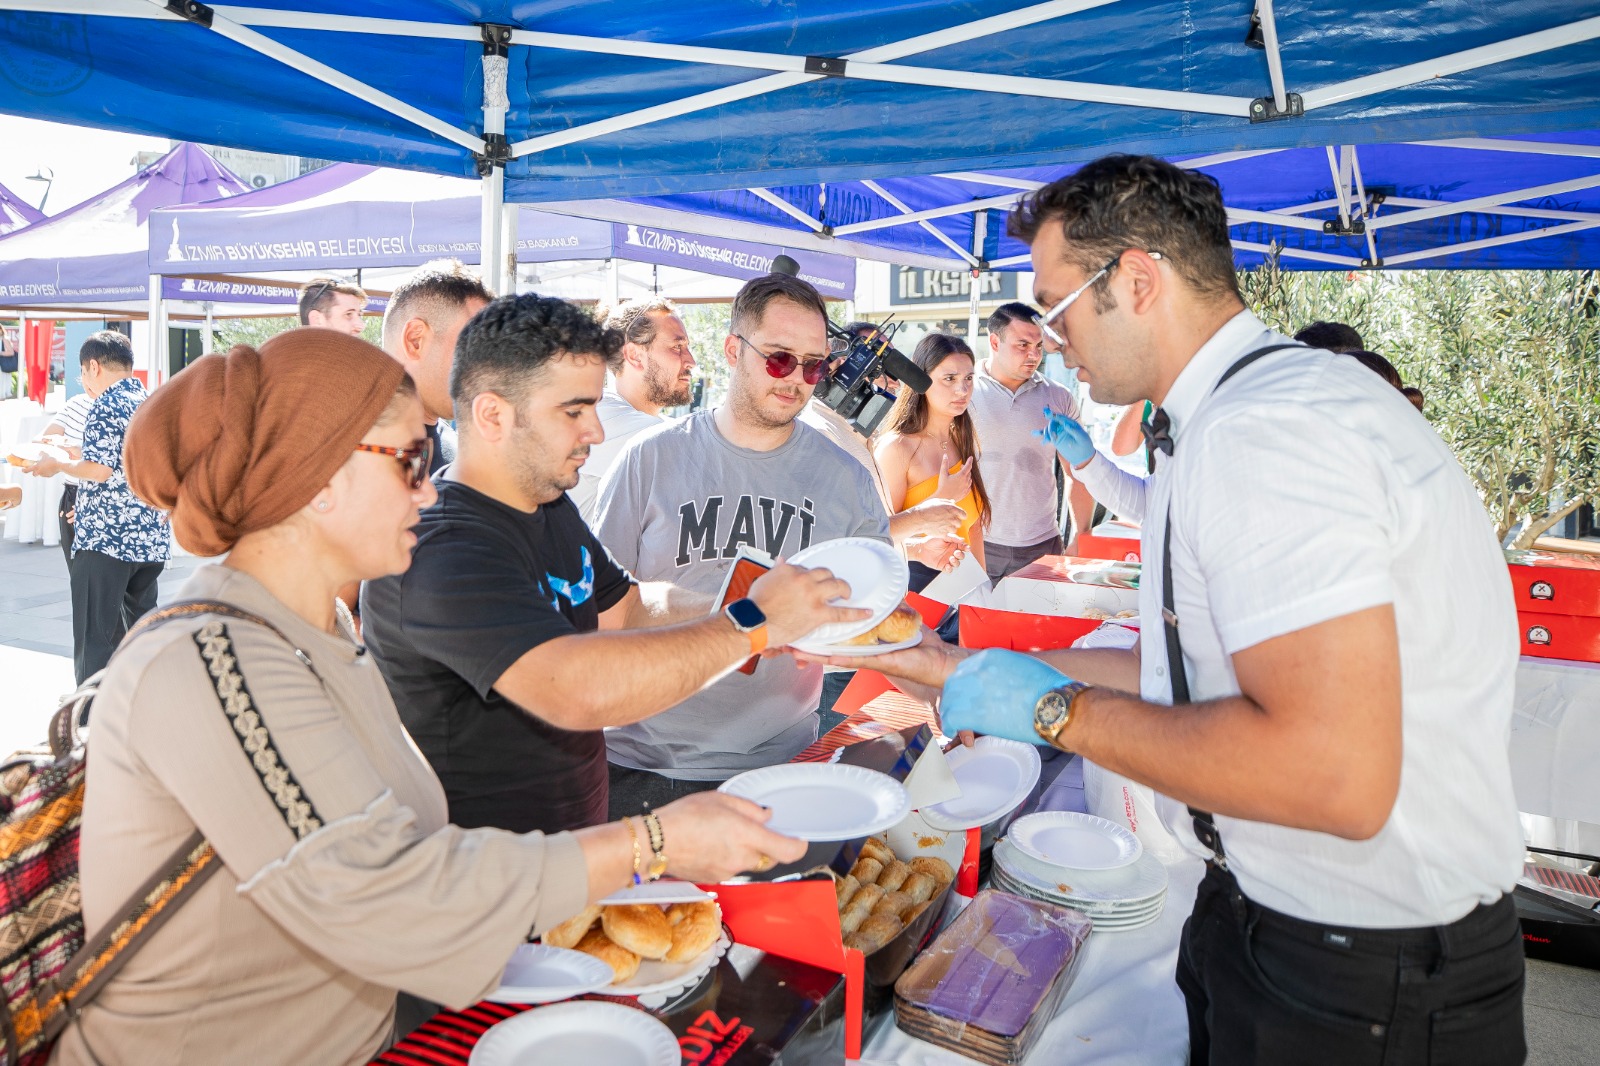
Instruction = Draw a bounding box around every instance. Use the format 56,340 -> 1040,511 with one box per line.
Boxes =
1034,682 -> 1091,748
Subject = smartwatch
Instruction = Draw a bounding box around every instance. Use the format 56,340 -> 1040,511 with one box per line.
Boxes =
724,598 -> 769,655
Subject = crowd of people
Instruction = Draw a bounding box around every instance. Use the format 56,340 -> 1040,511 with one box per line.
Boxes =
7,152 -> 1521,1066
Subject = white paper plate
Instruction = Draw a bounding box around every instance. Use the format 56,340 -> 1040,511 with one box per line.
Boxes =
920,736 -> 1042,831
599,881 -> 717,906
605,929 -> 731,1008
470,1001 -> 679,1066
992,867 -> 1165,929
797,629 -> 924,658
1008,810 -> 1142,870
487,944 -> 616,1004
718,763 -> 909,841
994,838 -> 1168,905
787,537 -> 909,650
993,864 -> 1165,915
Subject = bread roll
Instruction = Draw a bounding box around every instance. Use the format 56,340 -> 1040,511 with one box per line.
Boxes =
844,913 -> 904,955
842,605 -> 921,646
664,901 -> 720,962
849,857 -> 884,885
904,900 -> 934,926
840,897 -> 874,935
876,860 -> 912,893
900,872 -> 937,905
576,928 -> 640,984
859,838 -> 896,866
600,903 -> 672,960
909,856 -> 955,885
543,903 -> 600,949
847,883 -> 885,913
872,890 -> 914,919
835,874 -> 861,908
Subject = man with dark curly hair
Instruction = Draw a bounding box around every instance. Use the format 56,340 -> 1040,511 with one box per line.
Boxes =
853,155 -> 1525,1065
361,294 -> 860,836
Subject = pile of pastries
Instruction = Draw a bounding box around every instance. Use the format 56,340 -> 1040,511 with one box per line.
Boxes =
835,838 -> 954,955
543,900 -> 721,985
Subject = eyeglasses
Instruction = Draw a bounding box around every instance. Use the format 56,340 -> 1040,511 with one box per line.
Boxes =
737,334 -> 830,385
1034,250 -> 1164,347
353,438 -> 433,490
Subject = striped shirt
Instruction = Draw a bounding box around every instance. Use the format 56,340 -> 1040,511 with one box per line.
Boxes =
967,361 -> 1081,546
47,393 -> 97,487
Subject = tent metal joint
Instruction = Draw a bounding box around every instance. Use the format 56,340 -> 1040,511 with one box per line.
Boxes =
804,55 -> 848,77
1359,256 -> 1385,269
1322,216 -> 1366,235
1249,91 -> 1302,122
165,0 -> 213,28
476,133 -> 510,175
481,23 -> 513,56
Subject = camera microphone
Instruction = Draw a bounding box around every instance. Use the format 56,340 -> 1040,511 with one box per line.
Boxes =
770,254 -> 801,277
878,346 -> 931,394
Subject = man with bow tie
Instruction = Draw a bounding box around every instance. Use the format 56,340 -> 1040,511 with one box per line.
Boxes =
836,155 -> 1526,1065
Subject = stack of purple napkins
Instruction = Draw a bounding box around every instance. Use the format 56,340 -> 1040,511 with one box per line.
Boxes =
893,889 -> 1093,1065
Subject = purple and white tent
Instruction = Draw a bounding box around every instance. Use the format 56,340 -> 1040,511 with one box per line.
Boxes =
0,183 -> 43,237
149,163 -> 856,302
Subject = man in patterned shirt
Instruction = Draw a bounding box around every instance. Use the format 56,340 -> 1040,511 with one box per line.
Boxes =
26,332 -> 171,681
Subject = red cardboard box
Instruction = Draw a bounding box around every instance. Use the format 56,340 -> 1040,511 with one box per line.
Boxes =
1074,523 -> 1142,562
1517,611 -> 1600,663
959,605 -> 1102,652
1506,550 -> 1600,617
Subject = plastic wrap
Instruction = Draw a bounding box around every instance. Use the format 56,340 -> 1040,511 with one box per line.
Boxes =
892,889 -> 1092,1064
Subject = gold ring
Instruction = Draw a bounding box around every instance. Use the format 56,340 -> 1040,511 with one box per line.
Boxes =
754,854 -> 775,872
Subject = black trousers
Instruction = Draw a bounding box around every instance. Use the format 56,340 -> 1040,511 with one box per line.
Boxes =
1178,863 -> 1526,1066
69,548 -> 163,683
606,763 -> 720,818
57,484 -> 77,569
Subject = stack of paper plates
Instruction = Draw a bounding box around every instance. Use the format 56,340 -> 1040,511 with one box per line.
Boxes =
992,816 -> 1168,932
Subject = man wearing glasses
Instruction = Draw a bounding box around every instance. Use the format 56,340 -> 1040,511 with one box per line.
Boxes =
298,277 -> 368,336
595,273 -> 889,815
968,302 -> 1096,582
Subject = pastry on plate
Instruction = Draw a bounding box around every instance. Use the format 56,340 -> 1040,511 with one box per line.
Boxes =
840,604 -> 921,646
600,903 -> 672,960
575,928 -> 641,984
543,903 -> 600,949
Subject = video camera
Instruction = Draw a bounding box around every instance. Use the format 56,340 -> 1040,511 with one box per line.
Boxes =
814,320 -> 931,437
767,254 -> 930,437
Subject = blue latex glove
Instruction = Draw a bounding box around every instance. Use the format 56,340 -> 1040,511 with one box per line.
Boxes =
940,649 -> 1076,748
1032,405 -> 1095,467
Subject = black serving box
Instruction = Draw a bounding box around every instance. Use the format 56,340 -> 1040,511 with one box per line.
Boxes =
1516,884 -> 1600,971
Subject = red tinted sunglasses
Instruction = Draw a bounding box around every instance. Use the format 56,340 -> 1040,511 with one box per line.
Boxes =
353,438 -> 433,489
737,334 -> 830,385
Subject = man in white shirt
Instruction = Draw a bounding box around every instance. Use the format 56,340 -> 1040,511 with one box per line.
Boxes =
570,297 -> 696,523
843,155 -> 1526,1065
967,303 -> 1095,582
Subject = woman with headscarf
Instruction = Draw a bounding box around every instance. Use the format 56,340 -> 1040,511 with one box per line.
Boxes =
52,330 -> 804,1066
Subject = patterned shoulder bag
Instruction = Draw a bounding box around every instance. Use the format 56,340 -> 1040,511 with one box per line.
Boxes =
0,600 -> 313,1065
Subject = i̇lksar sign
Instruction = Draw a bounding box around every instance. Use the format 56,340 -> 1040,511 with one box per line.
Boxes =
890,267 -> 1016,306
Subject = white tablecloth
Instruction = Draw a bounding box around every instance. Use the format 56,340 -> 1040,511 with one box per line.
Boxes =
1,411 -> 64,546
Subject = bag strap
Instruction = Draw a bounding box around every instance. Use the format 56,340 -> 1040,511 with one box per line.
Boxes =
9,601 -> 318,1057
1160,342 -> 1305,867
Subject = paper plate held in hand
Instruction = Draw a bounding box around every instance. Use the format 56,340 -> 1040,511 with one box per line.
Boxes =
469,1001 -> 679,1065
718,763 -> 909,841
919,736 -> 1042,832
796,629 -> 924,658
599,881 -> 716,906
787,537 -> 908,650
486,944 -> 614,1004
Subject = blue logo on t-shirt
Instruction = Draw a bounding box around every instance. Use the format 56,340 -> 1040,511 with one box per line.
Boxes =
546,547 -> 595,610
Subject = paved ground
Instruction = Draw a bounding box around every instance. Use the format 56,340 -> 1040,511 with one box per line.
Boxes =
2,534 -> 1599,1059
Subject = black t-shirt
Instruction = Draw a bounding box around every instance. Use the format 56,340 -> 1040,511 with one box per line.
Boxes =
362,476 -> 635,834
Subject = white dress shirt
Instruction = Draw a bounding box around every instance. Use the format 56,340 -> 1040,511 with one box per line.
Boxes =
1121,310 -> 1522,928
570,387 -> 666,524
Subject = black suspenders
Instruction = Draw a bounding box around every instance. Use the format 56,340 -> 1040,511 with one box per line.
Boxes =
1161,342 -> 1306,867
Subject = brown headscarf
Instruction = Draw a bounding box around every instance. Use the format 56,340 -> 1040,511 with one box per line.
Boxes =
126,329 -> 407,556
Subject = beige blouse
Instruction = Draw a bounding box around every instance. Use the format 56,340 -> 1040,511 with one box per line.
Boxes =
52,565 -> 588,1066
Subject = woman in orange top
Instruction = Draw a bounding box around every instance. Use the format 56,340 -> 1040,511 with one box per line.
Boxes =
873,333 -> 992,590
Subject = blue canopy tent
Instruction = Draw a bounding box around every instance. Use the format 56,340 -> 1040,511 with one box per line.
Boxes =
4,2 -> 1600,360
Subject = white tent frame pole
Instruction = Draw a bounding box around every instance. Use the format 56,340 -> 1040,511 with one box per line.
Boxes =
480,42 -> 510,295
990,254 -> 1033,268
968,209 -> 989,347
1225,207 -> 1330,233
1382,218 -> 1600,266
834,190 -> 1028,235
1384,196 -> 1600,225
1301,14 -> 1600,111
1347,147 -> 1381,264
1325,146 -> 1352,229
936,173 -> 1047,192
746,189 -> 826,232
860,180 -> 979,267
146,274 -> 167,386
1255,0 -> 1289,114
1231,240 -> 1363,267
1365,173 -> 1600,231
1407,137 -> 1600,160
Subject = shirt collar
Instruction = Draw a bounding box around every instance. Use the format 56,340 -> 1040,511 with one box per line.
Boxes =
978,358 -> 1043,395
102,375 -> 144,400
1157,309 -> 1273,444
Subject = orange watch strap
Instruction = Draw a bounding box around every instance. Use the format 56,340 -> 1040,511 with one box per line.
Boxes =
747,623 -> 769,655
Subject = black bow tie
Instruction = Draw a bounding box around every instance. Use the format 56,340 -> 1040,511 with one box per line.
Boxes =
1141,406 -> 1174,456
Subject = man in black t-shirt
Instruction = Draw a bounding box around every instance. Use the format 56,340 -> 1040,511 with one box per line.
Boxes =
362,294 -> 861,835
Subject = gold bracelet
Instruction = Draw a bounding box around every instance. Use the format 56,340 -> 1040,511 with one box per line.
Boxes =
641,811 -> 668,882
623,817 -> 645,886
